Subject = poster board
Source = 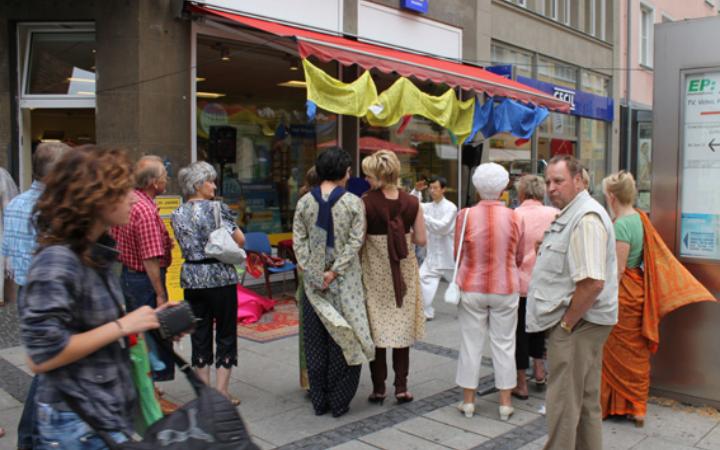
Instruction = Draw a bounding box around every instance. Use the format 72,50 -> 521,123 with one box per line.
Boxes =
679,71 -> 720,260
155,195 -> 185,302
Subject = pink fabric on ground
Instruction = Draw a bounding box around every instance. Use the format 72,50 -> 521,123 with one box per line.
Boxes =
237,285 -> 275,324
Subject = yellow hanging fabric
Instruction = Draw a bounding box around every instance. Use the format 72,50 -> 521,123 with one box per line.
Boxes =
303,59 -> 378,117
367,77 -> 475,143
302,58 -> 475,143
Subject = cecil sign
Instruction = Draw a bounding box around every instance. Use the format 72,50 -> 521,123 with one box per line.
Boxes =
402,0 -> 429,14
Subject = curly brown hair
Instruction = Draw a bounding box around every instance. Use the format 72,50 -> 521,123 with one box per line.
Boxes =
35,146 -> 134,265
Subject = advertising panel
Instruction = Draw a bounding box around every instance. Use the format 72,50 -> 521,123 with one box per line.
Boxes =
679,71 -> 720,260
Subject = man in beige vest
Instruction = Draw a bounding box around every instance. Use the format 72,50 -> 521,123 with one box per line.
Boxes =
526,155 -> 618,450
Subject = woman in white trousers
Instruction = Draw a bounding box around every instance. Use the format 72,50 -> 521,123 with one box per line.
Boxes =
453,163 -> 525,421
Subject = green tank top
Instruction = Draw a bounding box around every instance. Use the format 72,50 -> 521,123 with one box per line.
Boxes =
614,213 -> 644,268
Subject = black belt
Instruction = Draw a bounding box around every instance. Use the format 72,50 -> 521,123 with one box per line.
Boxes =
184,258 -> 221,265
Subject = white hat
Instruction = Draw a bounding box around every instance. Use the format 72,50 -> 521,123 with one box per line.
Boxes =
472,162 -> 509,200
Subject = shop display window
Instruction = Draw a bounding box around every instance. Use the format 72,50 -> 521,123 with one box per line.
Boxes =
580,118 -> 607,201
25,32 -> 96,96
195,36 -> 338,235
636,122 -> 652,211
537,56 -> 577,89
581,71 -> 610,97
491,43 -> 533,79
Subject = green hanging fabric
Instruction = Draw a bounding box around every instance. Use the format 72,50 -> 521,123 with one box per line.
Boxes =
130,334 -> 163,432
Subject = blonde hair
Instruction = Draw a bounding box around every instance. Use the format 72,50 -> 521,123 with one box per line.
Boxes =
362,150 -> 401,188
602,171 -> 636,206
515,174 -> 545,201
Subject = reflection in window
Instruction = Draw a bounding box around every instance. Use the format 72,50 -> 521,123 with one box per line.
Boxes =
636,123 -> 652,211
26,32 -> 96,95
580,119 -> 607,202
196,36 -> 337,234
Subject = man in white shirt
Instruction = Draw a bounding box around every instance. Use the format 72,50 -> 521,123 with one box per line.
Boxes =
412,176 -> 457,320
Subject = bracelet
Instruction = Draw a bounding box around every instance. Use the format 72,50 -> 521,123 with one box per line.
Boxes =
113,319 -> 125,336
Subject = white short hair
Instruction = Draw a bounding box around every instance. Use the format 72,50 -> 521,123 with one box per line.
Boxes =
472,163 -> 509,200
178,161 -> 216,197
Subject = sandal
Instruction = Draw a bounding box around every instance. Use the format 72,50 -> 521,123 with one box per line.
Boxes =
511,389 -> 529,400
395,392 -> 414,404
229,396 -> 241,406
367,392 -> 386,405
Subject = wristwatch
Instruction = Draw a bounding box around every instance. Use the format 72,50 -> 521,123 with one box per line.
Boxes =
560,320 -> 573,333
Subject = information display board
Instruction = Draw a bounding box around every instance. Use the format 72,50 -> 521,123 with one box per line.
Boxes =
155,195 -> 185,302
679,71 -> 720,260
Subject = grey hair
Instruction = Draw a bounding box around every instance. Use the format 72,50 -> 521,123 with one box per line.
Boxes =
515,174 -> 546,201
33,142 -> 71,180
134,155 -> 164,189
471,162 -> 509,200
178,161 -> 217,197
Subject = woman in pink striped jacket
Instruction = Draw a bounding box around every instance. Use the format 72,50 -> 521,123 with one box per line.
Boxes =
454,163 -> 525,421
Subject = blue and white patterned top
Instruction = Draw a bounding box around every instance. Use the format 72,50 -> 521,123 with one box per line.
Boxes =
1,181 -> 43,286
171,200 -> 239,289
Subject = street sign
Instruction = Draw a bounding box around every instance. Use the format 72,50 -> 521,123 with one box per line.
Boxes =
401,0 -> 429,14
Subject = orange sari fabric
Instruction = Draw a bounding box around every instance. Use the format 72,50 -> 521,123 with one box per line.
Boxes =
601,211 -> 715,418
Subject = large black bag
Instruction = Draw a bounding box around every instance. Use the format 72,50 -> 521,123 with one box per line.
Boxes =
64,333 -> 258,450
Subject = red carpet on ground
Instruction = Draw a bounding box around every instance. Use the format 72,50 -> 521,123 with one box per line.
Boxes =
237,297 -> 299,343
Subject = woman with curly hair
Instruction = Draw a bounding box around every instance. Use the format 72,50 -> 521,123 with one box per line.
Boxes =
19,146 -> 163,448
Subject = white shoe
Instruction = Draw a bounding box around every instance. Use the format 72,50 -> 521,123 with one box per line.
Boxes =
499,405 -> 514,421
457,402 -> 475,418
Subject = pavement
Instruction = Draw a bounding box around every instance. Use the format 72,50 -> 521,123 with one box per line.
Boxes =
0,283 -> 719,449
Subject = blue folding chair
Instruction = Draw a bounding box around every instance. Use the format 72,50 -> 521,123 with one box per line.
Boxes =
243,232 -> 297,298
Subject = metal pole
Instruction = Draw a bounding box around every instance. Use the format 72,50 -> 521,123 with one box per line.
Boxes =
625,0 -> 633,170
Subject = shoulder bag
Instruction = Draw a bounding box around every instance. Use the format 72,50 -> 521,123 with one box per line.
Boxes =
204,201 -> 246,265
444,207 -> 469,306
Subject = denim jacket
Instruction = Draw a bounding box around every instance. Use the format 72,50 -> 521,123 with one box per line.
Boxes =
19,236 -> 137,434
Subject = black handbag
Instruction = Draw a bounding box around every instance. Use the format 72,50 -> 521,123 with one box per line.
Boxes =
63,332 -> 259,449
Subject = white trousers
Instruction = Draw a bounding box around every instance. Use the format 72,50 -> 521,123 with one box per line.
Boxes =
456,292 -> 519,390
419,262 -> 454,319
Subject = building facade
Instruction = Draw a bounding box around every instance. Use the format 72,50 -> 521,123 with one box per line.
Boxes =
619,0 -> 717,210
484,0 -> 620,202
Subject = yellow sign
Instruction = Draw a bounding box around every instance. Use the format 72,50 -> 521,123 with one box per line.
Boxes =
155,195 -> 185,302
156,195 -> 182,218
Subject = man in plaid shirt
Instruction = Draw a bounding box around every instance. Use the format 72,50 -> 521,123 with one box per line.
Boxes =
111,155 -> 175,384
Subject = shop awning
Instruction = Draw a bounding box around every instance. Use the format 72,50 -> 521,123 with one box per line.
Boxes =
191,5 -> 570,112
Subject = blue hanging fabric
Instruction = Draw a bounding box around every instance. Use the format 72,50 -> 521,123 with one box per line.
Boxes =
306,99 -> 318,122
468,98 -> 495,142
491,99 -> 549,139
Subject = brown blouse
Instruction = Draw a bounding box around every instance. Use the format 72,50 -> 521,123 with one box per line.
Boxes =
363,189 -> 419,307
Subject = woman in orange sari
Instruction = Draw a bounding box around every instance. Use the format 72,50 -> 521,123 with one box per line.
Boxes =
601,171 -> 715,427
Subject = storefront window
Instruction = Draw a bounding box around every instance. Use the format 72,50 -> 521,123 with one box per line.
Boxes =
580,119 -> 607,201
25,32 -> 96,96
488,132 -> 532,207
537,56 -> 577,89
538,112 -> 577,171
581,71 -> 610,96
636,122 -> 652,211
196,36 -> 337,235
359,71 -> 459,205
491,43 -> 533,78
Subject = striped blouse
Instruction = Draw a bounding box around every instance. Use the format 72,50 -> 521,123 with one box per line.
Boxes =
454,201 -> 525,295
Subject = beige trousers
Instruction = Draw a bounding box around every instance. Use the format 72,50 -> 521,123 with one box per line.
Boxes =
544,320 -> 613,450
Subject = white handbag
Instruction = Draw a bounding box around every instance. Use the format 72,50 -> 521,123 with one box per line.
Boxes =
204,201 -> 247,265
444,207 -> 469,306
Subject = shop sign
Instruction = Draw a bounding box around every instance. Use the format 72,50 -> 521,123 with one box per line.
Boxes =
486,65 -> 513,79
679,71 -> 720,261
401,0 -> 429,14
517,76 -> 613,122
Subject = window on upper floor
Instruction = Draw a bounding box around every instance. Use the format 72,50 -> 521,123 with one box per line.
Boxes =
564,0 -> 572,25
586,0 -> 596,36
517,0 -> 527,7
549,0 -> 559,20
640,4 -> 654,67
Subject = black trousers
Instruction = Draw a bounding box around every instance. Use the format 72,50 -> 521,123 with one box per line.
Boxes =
369,347 -> 410,395
185,285 -> 238,369
303,297 -> 361,417
515,296 -> 546,371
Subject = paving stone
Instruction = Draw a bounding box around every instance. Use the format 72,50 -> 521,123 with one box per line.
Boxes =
479,389 -> 547,416
639,402 -> 719,446
474,399 -> 541,427
425,405 -> 515,438
395,416 -> 489,449
630,436 -> 697,450
515,436 -> 546,450
0,405 -> 24,450
360,427 -> 450,450
697,423 -> 720,450
601,417 -> 651,450
328,440 -> 380,450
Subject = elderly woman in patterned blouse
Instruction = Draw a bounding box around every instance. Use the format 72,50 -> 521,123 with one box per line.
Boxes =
171,161 -> 245,405
293,148 -> 374,417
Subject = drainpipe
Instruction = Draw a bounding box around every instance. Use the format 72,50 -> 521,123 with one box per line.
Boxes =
625,0 -> 633,170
